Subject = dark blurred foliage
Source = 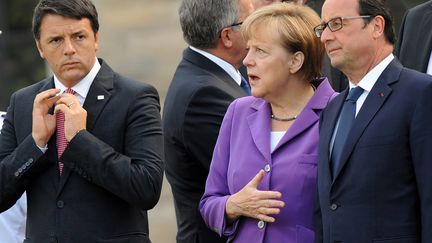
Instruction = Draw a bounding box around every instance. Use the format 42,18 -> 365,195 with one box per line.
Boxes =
0,0 -> 44,111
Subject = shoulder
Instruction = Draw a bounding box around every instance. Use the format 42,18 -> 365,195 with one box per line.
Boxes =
226,96 -> 263,116
99,60 -> 158,96
12,78 -> 51,99
399,67 -> 432,88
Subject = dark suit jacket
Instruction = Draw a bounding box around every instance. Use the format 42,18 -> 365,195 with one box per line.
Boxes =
0,59 -> 164,243
395,0 -> 432,73
163,47 -> 246,243
315,59 -> 432,243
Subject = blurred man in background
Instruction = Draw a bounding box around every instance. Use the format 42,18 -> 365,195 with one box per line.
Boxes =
396,0 -> 432,75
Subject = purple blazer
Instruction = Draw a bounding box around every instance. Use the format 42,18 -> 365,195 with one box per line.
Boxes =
199,78 -> 336,243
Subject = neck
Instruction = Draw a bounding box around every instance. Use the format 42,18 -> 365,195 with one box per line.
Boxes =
269,79 -> 315,120
345,45 -> 393,84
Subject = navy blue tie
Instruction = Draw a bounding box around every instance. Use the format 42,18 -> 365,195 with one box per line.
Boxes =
331,86 -> 364,177
240,76 -> 251,95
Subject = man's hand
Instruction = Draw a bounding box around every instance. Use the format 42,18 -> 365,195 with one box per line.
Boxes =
225,170 -> 285,224
54,93 -> 87,142
32,89 -> 61,147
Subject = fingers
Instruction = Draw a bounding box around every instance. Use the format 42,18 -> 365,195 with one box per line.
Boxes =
33,89 -> 61,110
55,93 -> 79,111
247,169 -> 265,188
54,94 -> 87,142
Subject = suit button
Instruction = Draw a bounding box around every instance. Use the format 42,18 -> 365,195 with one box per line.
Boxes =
264,164 -> 271,173
330,203 -> 338,211
57,200 -> 65,208
14,172 -> 19,177
28,158 -> 34,163
257,220 -> 265,229
50,236 -> 57,243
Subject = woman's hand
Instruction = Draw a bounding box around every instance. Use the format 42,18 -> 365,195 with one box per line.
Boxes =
225,170 -> 285,224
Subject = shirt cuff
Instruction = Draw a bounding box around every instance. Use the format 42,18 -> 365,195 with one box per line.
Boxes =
37,144 -> 48,153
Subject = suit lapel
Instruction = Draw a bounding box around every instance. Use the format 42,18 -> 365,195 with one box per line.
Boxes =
57,59 -> 114,196
247,100 -> 272,162
333,60 -> 401,180
273,99 -> 320,153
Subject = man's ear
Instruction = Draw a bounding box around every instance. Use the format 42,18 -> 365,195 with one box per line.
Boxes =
371,15 -> 385,39
220,28 -> 234,48
35,40 -> 45,59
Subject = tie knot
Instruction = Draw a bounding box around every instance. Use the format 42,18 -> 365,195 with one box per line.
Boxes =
64,88 -> 76,95
346,86 -> 363,102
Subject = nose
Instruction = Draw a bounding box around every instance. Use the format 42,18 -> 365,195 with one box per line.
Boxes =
63,38 -> 76,56
243,50 -> 254,67
319,27 -> 334,43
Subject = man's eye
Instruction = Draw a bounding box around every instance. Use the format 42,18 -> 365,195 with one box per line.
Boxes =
50,38 -> 61,44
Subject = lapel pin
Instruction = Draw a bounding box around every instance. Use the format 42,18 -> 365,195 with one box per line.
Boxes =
379,92 -> 385,97
97,95 -> 104,100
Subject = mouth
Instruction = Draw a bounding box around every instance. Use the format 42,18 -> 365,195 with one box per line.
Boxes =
327,47 -> 341,55
247,74 -> 260,85
63,61 -> 80,67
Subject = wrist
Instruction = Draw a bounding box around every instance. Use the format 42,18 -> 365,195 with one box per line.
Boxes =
32,134 -> 47,148
225,196 -> 239,222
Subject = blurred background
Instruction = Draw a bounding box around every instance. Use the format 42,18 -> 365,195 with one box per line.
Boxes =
0,0 -> 427,242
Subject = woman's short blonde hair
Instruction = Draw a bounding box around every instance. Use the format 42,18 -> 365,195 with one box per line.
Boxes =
241,3 -> 324,81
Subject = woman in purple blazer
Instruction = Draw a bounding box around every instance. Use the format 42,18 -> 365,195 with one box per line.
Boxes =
199,3 -> 336,242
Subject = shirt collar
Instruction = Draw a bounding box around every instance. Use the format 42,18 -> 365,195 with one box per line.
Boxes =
54,57 -> 101,100
349,53 -> 394,91
189,46 -> 242,85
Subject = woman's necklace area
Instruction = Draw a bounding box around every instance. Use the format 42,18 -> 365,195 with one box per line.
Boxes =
270,83 -> 316,122
270,113 -> 297,122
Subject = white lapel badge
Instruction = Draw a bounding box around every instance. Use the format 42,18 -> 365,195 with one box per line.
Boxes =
97,95 -> 105,100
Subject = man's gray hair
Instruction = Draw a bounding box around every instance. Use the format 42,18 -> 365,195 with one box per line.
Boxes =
179,0 -> 239,49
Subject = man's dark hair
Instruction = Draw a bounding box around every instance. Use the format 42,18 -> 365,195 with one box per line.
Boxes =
32,0 -> 99,40
359,0 -> 395,44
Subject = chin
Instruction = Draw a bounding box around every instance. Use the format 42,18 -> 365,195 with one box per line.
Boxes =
61,72 -> 86,84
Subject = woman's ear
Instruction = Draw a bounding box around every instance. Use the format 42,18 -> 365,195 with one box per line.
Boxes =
289,51 -> 304,74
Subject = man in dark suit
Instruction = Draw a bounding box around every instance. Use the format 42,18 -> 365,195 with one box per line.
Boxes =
163,0 -> 253,242
314,0 -> 432,242
395,0 -> 432,75
0,0 -> 164,242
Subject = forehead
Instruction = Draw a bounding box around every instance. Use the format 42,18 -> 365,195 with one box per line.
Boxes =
248,24 -> 281,45
39,14 -> 93,36
322,0 -> 359,21
239,0 -> 254,17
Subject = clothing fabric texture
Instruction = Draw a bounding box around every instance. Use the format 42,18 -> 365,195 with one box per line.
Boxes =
163,47 -> 247,243
0,114 -> 26,243
316,59 -> 432,243
0,59 -> 164,243
200,78 -> 336,243
395,0 -> 432,74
